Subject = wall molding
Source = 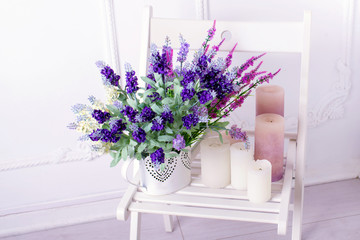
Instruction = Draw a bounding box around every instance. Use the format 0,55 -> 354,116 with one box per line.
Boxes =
0,191 -> 125,238
0,142 -> 102,171
308,0 -> 354,127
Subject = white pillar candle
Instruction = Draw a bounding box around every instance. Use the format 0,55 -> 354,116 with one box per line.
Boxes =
230,142 -> 254,190
200,138 -> 230,188
247,159 -> 272,203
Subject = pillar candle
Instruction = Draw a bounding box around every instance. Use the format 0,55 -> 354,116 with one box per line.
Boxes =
230,142 -> 254,190
256,85 -> 284,116
200,138 -> 230,188
254,113 -> 284,182
247,159 -> 272,203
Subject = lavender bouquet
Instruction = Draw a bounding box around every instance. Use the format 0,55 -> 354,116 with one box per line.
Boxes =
68,21 -> 280,168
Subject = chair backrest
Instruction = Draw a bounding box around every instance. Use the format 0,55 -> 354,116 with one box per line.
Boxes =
139,5 -> 311,165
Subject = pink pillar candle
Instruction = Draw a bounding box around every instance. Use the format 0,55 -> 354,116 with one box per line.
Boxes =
256,85 -> 284,116
254,113 -> 284,182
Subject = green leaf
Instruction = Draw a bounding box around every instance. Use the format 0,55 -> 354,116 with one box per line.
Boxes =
212,129 -> 224,144
162,97 -> 173,105
150,103 -> 163,114
156,88 -> 165,97
135,152 -> 142,160
129,139 -> 138,146
137,143 -> 147,153
110,150 -> 121,167
127,98 -> 138,110
158,135 -> 174,142
213,121 -> 230,129
165,81 -> 173,88
165,127 -> 173,134
150,139 -> 162,148
164,152 -> 178,158
121,147 -> 128,161
143,122 -> 152,132
128,145 -> 134,158
110,157 -> 120,167
106,105 -> 120,115
109,151 -> 117,159
160,163 -> 166,171
141,76 -> 156,88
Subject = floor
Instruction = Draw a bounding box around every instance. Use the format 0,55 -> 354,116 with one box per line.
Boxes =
2,179 -> 360,240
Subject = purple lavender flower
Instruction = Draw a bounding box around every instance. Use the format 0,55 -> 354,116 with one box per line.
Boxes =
132,127 -> 146,143
151,117 -> 164,131
148,40 -> 173,77
197,106 -> 209,123
200,68 -> 234,100
196,55 -> 209,76
67,122 -> 78,130
197,90 -> 214,104
150,148 -> 165,165
113,101 -> 124,111
140,106 -> 156,122
124,63 -> 139,94
177,34 -> 190,63
110,119 -> 127,135
89,129 -> 102,141
148,92 -> 163,102
100,66 -> 120,87
121,106 -> 138,123
100,129 -> 112,142
180,70 -> 196,87
182,114 -> 199,130
173,134 -> 185,151
161,106 -> 174,124
71,104 -> 87,114
181,87 -> 195,102
229,125 -> 248,142
92,109 -> 111,124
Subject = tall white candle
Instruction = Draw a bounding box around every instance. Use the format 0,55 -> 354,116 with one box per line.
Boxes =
247,159 -> 272,203
200,138 -> 230,188
230,142 -> 254,190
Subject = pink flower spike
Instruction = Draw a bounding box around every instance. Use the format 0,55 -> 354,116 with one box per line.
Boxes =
204,44 -> 210,55
253,61 -> 263,72
218,38 -> 225,47
229,43 -> 238,55
254,53 -> 266,61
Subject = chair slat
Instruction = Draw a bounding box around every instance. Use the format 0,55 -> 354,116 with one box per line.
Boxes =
130,202 -> 279,224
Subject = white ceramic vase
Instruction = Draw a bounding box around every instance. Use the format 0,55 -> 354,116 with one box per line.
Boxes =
121,150 -> 192,195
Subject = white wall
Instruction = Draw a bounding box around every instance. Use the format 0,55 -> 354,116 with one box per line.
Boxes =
0,0 -> 359,236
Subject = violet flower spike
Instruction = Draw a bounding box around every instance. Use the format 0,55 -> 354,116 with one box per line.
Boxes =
177,34 -> 190,64
173,134 -> 186,151
225,43 -> 238,69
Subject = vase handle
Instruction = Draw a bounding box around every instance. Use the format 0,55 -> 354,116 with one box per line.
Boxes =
121,158 -> 140,187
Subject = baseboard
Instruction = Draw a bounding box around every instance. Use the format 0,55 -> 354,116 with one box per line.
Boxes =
0,191 -> 125,238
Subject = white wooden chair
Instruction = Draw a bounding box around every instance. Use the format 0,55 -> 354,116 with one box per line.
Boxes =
117,5 -> 311,240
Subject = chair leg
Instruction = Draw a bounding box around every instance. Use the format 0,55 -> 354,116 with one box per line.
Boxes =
163,215 -> 174,232
130,212 -> 141,240
292,172 -> 304,239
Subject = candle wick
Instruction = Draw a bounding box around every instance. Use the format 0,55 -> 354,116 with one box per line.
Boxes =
259,168 -> 262,171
